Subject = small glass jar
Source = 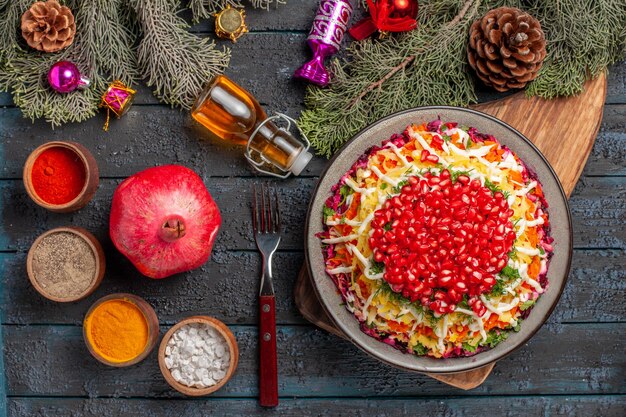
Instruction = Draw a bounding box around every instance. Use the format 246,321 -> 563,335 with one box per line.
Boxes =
191,75 -> 312,177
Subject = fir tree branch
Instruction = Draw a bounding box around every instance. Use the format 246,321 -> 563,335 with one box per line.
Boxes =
0,0 -> 139,127
348,0 -> 476,108
300,0 -> 626,158
300,0 -> 509,158
524,0 -> 626,98
0,0 -> 33,63
347,55 -> 416,109
131,0 -> 230,109
189,0 -> 285,23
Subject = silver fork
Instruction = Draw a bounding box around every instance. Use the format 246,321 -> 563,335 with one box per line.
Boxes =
252,184 -> 280,407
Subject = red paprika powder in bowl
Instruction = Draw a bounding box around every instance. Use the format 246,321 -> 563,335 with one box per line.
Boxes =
23,141 -> 99,213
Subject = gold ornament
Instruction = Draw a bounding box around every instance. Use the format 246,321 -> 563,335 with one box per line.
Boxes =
214,5 -> 248,42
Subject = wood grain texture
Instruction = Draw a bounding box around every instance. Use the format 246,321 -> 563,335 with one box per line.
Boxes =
8,396 -> 626,417
2,248 -> 623,326
293,74 -> 609,389
3,324 -> 625,397
0,176 -> 623,252
1,102 -> 624,180
295,265 -> 497,390
473,73 -> 607,196
0,0 -> 623,412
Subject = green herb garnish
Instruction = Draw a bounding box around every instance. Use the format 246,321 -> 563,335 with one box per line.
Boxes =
457,298 -> 470,310
450,169 -> 473,183
500,266 -> 520,280
377,282 -> 424,315
369,261 -> 385,275
339,184 -> 353,205
485,330 -> 509,348
413,342 -> 428,356
462,342 -> 478,352
483,178 -> 500,195
323,206 -> 335,220
488,266 -> 521,297
519,300 -> 536,311
489,278 -> 508,297
392,179 -> 408,193
428,313 -> 441,327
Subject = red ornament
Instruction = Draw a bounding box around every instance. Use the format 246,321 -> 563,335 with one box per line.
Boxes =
349,0 -> 418,40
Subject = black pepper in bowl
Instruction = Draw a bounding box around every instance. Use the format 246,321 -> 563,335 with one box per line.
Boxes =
27,227 -> 105,302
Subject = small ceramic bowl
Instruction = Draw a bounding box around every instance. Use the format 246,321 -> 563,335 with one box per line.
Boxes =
83,293 -> 160,367
23,141 -> 99,213
27,226 -> 105,302
158,316 -> 239,396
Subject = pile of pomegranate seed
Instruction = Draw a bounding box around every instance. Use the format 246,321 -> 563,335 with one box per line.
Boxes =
368,169 -> 516,316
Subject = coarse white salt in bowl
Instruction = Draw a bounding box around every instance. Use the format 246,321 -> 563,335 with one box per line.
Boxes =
158,316 -> 239,396
165,323 -> 230,388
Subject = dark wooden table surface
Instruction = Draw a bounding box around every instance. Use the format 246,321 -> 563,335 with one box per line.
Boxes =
0,3 -> 625,416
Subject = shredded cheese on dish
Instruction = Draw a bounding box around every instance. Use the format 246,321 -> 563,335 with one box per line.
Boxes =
319,121 -> 553,359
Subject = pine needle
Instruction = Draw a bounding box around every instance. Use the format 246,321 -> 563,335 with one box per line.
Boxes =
300,0 -> 626,158
0,0 -> 139,127
0,0 -> 282,126
189,0 -> 286,23
131,0 -> 230,109
524,0 -> 626,98
300,0 -> 512,158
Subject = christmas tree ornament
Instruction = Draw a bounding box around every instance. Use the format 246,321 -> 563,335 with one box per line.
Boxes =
349,0 -> 418,41
467,7 -> 546,92
294,0 -> 353,87
214,5 -> 248,42
192,75 -> 312,178
100,81 -> 137,131
47,61 -> 90,93
21,0 -> 76,53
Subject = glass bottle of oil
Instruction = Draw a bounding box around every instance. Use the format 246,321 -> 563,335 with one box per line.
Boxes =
191,75 -> 312,176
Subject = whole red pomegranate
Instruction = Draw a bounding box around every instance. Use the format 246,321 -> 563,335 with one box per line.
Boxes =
110,165 -> 221,279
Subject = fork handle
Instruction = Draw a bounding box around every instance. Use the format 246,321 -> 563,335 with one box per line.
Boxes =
259,294 -> 278,407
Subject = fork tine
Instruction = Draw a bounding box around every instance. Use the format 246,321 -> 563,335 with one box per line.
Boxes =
252,185 -> 258,234
260,184 -> 266,233
264,184 -> 273,233
273,187 -> 281,233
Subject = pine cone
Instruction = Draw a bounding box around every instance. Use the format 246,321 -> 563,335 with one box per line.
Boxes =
467,7 -> 546,92
21,0 -> 76,53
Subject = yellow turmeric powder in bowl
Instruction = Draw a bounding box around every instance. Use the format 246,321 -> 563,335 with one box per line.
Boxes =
84,294 -> 159,367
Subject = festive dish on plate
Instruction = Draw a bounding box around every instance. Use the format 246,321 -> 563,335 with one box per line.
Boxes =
318,119 -> 554,358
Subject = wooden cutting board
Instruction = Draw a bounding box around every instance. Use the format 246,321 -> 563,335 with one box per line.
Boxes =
294,73 -> 607,390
